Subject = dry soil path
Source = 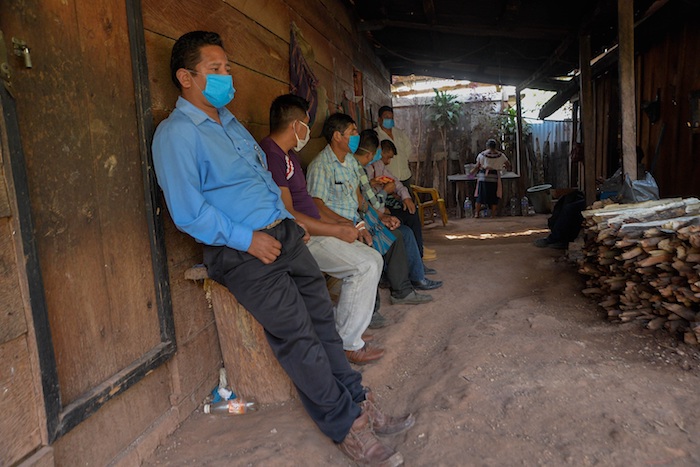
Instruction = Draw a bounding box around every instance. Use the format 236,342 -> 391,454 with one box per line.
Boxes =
145,215 -> 700,466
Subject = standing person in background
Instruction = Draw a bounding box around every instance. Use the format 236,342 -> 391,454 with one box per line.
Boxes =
376,109 -> 436,260
470,138 -> 511,218
375,106 -> 414,189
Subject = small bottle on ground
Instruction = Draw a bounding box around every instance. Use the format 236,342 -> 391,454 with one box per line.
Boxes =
204,398 -> 256,415
463,197 -> 472,218
521,196 -> 529,216
510,196 -> 518,216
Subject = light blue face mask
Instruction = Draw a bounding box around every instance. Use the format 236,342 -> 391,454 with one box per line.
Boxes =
202,74 -> 235,108
348,134 -> 360,153
382,118 -> 395,129
359,148 -> 382,167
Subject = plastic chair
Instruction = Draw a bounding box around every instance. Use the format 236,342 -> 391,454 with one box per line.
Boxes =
410,185 -> 448,226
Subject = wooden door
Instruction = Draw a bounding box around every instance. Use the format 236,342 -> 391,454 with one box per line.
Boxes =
0,0 -> 174,441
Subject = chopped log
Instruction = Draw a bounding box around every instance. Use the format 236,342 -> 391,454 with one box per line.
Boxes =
578,197 -> 700,345
646,317 -> 667,330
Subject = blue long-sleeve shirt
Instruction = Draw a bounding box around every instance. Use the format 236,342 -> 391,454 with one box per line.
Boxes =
152,97 -> 292,251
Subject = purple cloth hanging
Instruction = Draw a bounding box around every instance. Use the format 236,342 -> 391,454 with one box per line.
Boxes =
290,25 -> 319,125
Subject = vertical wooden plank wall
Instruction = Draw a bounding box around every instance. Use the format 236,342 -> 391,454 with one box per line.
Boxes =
143,0 -> 391,165
634,16 -> 700,198
0,121 -> 48,467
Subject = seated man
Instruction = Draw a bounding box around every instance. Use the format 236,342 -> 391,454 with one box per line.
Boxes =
367,139 -> 435,265
534,190 -> 586,249
306,113 -> 434,304
152,31 -> 412,465
260,94 -> 384,365
354,130 -> 442,290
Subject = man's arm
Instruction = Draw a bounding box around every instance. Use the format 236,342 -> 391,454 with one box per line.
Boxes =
279,188 -> 359,243
153,122 -> 281,263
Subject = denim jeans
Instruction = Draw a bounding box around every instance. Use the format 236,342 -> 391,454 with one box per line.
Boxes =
397,225 -> 424,282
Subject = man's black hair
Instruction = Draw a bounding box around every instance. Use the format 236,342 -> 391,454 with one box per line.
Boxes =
378,105 -> 393,118
269,94 -> 309,133
380,139 -> 397,154
358,129 -> 379,153
170,31 -> 224,89
322,113 -> 355,143
486,138 -> 498,149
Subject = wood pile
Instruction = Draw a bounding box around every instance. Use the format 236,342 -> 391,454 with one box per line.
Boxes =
578,198 -> 700,345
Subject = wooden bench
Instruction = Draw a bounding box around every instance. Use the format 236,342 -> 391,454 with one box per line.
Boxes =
185,265 -> 296,403
185,266 -> 342,404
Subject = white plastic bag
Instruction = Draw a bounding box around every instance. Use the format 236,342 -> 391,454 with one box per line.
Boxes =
619,172 -> 660,203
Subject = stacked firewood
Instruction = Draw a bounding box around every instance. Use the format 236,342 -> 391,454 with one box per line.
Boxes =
578,198 -> 700,345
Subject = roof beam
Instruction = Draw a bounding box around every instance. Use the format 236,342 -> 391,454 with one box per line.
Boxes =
358,19 -> 567,40
422,0 -> 437,24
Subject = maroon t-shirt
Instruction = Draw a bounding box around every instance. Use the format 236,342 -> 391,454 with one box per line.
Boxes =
260,137 -> 321,220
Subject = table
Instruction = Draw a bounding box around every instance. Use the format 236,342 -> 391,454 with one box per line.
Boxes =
447,174 -> 476,218
448,172 -> 520,218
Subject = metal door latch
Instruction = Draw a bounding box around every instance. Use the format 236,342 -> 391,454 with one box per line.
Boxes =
12,37 -> 32,68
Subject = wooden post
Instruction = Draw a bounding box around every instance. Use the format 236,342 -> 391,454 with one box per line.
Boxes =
618,0 -> 638,180
515,86 -> 526,195
579,34 -> 596,206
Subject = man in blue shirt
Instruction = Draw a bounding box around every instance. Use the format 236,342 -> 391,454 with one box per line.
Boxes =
152,31 -> 411,466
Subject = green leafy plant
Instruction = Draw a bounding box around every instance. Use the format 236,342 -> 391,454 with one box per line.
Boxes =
429,88 -> 462,153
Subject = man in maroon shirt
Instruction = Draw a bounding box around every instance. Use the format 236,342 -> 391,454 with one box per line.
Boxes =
261,94 -> 385,365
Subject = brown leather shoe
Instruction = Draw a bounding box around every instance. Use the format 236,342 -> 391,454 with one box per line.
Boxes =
362,388 -> 415,435
345,344 -> 385,365
338,411 -> 404,466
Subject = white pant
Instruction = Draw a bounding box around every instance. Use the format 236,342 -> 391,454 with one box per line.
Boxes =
306,236 -> 383,351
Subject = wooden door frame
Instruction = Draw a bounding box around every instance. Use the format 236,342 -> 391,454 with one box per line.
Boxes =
0,0 -> 175,443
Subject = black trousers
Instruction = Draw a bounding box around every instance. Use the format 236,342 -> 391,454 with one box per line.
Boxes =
383,227 -> 413,298
203,219 -> 363,443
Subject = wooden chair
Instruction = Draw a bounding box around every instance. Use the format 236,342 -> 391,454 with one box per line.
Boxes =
410,185 -> 448,226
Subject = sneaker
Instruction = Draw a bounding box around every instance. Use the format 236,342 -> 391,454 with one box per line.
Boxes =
534,237 -> 568,249
390,291 -> 433,305
534,238 -> 550,248
411,278 -> 443,290
338,412 -> 404,466
368,311 -> 388,329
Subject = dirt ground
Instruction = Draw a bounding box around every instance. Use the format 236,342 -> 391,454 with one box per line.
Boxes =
145,215 -> 700,466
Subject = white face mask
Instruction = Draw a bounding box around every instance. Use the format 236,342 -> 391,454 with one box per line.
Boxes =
293,120 -> 311,152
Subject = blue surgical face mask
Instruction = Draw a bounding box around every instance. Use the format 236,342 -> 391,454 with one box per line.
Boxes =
348,134 -> 360,153
382,118 -> 395,129
370,148 -> 382,164
201,74 -> 235,108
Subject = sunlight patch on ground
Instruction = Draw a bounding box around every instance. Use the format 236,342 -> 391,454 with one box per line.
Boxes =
445,228 -> 549,240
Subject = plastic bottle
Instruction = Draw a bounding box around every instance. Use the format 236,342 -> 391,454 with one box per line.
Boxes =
509,196 -> 518,216
463,197 -> 472,218
520,196 -> 529,216
204,398 -> 256,415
